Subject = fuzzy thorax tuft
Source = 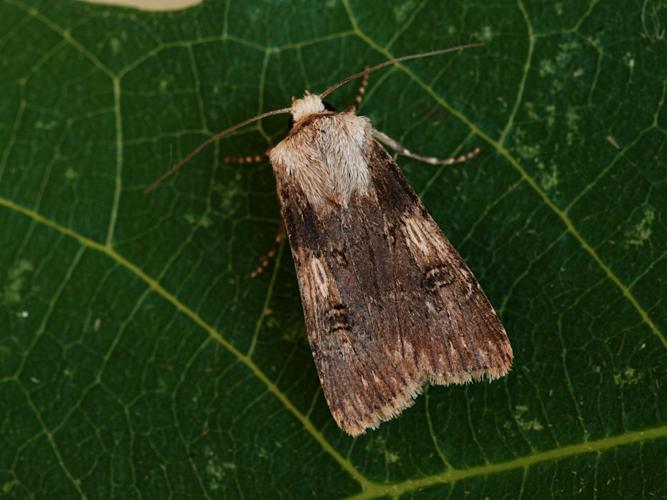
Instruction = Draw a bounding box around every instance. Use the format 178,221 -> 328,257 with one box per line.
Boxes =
291,94 -> 326,122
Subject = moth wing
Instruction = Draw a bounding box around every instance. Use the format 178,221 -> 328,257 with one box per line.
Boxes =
275,140 -> 512,436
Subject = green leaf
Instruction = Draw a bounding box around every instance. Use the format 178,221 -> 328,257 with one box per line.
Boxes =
1,0 -> 665,497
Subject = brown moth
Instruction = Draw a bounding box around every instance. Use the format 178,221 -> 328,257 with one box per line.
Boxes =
149,46 -> 513,436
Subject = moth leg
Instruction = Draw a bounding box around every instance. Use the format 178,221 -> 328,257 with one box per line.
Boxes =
224,152 -> 268,164
373,129 -> 481,165
346,67 -> 370,113
250,223 -> 286,278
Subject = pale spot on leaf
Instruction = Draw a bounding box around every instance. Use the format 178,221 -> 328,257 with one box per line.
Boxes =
540,164 -> 559,191
474,25 -> 494,42
2,259 -> 33,306
625,207 -> 655,247
514,405 -> 545,431
34,119 -> 58,130
65,167 -> 78,180
613,367 -> 643,387
110,37 -> 121,53
393,0 -> 417,23
366,436 -> 401,464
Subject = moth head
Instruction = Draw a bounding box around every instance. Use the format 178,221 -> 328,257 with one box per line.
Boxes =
291,92 -> 324,120
289,93 -> 335,129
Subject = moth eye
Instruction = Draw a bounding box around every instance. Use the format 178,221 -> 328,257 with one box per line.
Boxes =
288,115 -> 295,130
323,101 -> 335,112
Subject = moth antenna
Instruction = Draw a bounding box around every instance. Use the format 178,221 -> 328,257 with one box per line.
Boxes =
319,43 -> 484,100
147,44 -> 482,192
146,106 -> 291,192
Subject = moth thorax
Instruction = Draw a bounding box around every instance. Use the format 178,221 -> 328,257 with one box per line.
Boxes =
291,94 -> 325,122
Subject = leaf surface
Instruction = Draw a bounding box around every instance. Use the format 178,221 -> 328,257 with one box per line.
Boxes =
0,0 -> 665,498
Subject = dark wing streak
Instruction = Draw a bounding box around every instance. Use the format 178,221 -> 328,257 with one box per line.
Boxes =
326,212 -> 372,424
385,218 -> 412,373
336,202 -> 412,422
338,213 -> 387,388
276,175 -> 408,433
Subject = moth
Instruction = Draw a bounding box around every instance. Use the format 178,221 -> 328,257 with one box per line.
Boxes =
150,46 -> 513,436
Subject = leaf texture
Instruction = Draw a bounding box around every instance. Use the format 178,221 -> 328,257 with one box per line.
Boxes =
0,0 -> 665,498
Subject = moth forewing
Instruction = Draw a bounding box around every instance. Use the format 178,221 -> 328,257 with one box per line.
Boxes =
269,97 -> 512,436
